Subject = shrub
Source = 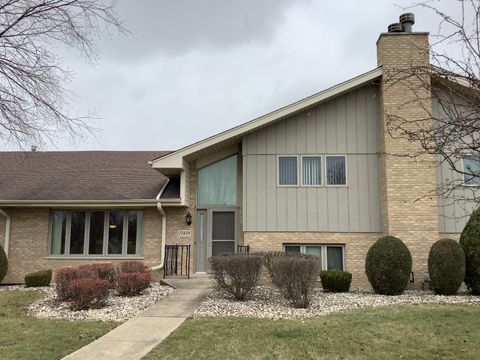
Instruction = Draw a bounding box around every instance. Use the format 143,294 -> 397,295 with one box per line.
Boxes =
119,261 -> 149,273
116,272 -> 151,296
69,278 -> 109,310
365,236 -> 412,295
263,251 -> 315,280
55,268 -> 97,300
25,269 -> 52,287
0,244 -> 7,283
320,270 -> 352,293
79,263 -> 115,287
460,207 -> 480,295
209,254 -> 263,301
267,253 -> 320,308
428,239 -> 465,295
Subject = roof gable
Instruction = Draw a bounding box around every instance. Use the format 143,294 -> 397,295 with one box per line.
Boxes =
151,67 -> 383,170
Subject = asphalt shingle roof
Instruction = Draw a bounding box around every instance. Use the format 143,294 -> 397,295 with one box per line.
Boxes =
0,151 -> 174,201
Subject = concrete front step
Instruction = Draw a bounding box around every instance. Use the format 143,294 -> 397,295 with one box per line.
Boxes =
161,277 -> 215,289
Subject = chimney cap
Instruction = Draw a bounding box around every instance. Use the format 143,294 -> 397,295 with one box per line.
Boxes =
388,23 -> 403,33
399,13 -> 415,25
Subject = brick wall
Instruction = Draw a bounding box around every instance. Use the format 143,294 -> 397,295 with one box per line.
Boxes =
244,231 -> 381,288
1,207 -> 163,284
377,32 -> 441,287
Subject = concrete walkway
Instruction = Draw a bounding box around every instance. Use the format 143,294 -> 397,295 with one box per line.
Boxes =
63,278 -> 213,360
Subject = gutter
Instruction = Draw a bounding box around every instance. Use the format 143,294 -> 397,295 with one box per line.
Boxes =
0,209 -> 10,257
151,180 -> 170,271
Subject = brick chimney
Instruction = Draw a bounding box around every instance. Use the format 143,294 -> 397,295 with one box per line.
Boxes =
377,14 -> 440,286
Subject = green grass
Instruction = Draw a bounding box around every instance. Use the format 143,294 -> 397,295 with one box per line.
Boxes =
0,290 -> 117,360
145,305 -> 480,360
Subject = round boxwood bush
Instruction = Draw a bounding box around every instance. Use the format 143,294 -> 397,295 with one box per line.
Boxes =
365,236 -> 412,295
460,207 -> 480,295
25,269 -> 52,287
0,245 -> 7,283
428,239 -> 465,295
320,269 -> 352,292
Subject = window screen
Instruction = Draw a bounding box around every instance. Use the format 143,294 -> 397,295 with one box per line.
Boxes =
279,156 -> 298,185
327,246 -> 344,270
51,211 -> 67,255
326,156 -> 346,185
69,211 -> 85,254
89,211 -> 105,255
302,156 -> 322,185
212,212 -> 235,240
108,211 -> 124,255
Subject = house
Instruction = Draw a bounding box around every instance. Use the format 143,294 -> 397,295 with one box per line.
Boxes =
0,14 -> 475,288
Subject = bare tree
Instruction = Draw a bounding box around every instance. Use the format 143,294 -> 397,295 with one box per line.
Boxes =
0,0 -> 125,149
385,0 -> 480,206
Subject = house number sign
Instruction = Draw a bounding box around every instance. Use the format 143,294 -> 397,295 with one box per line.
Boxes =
178,230 -> 192,237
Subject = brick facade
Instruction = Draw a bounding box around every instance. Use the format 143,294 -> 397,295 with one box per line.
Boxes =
1,207 -> 163,284
377,32 -> 440,287
244,232 -> 381,288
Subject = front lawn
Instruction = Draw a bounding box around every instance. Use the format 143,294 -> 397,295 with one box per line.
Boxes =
145,305 -> 480,359
0,290 -> 117,360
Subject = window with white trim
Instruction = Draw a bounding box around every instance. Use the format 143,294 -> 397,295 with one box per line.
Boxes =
326,155 -> 346,185
50,210 -> 143,257
278,156 -> 298,186
302,156 -> 322,186
284,244 -> 345,270
463,156 -> 480,185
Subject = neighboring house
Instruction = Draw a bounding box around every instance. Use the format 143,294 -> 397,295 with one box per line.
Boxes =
0,15 -> 475,287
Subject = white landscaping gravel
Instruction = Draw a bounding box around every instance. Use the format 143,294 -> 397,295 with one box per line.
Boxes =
6,283 -> 174,322
192,286 -> 480,319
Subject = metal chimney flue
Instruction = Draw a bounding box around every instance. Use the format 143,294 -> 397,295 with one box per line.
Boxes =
399,13 -> 415,32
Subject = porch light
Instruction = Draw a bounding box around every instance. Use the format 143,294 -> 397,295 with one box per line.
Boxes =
109,224 -> 117,229
185,212 -> 192,226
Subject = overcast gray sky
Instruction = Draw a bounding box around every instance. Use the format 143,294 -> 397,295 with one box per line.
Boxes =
18,0 -> 461,151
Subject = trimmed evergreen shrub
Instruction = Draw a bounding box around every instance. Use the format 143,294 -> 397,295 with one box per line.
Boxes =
428,239 -> 465,295
25,269 -> 52,287
266,253 -> 320,308
365,236 -> 412,295
209,254 -> 263,301
320,270 -> 352,293
460,207 -> 480,295
0,245 -> 7,283
55,268 -> 97,300
69,278 -> 109,310
116,272 -> 151,296
79,263 -> 115,287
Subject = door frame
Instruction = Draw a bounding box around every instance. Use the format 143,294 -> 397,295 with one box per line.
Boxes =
195,206 -> 238,273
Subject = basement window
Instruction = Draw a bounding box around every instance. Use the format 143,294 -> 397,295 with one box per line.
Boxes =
284,244 -> 345,270
49,210 -> 143,257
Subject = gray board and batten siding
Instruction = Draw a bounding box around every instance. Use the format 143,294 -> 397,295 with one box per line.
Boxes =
242,85 -> 381,233
434,89 -> 480,234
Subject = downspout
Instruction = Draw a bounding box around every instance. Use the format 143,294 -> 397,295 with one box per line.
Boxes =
151,202 -> 167,271
0,209 -> 10,257
151,179 -> 169,271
